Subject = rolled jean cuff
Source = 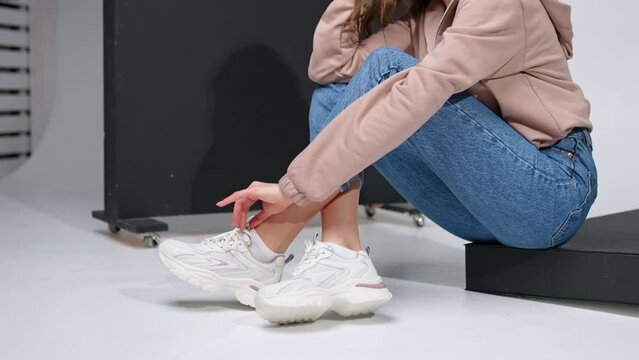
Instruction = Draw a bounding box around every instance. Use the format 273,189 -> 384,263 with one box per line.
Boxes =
339,171 -> 365,192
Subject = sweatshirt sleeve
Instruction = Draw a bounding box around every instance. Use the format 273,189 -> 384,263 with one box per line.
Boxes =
307,0 -> 414,84
280,0 -> 525,207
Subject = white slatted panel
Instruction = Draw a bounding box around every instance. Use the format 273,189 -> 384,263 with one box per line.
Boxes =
0,2 -> 30,178
0,49 -> 28,67
0,94 -> 29,110
0,72 -> 28,89
0,134 -> 29,154
0,28 -> 28,47
0,114 -> 28,132
0,7 -> 28,27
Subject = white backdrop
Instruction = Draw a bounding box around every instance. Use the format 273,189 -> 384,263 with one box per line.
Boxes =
563,0 -> 639,213
0,0 -> 637,223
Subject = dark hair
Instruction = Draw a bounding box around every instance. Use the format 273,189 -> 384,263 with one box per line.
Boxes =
348,0 -> 430,39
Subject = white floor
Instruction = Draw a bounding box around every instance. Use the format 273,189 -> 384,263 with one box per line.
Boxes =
1,193 -> 637,360
1,1 -> 636,357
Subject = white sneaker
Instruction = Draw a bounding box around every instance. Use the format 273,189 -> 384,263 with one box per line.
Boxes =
254,233 -> 392,324
158,227 -> 289,307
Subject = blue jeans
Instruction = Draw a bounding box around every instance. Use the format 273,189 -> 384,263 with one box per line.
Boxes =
309,46 -> 598,249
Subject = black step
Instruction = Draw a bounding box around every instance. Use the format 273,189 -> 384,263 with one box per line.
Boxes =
92,210 -> 168,233
465,209 -> 639,304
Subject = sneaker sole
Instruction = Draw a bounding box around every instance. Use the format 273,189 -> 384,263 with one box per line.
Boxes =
158,250 -> 261,308
254,286 -> 392,324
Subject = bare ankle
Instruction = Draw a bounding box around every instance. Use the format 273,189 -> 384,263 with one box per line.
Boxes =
253,226 -> 291,254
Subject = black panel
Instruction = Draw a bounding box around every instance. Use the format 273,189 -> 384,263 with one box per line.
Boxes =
466,209 -> 639,304
97,0 -> 407,230
103,0 -> 331,220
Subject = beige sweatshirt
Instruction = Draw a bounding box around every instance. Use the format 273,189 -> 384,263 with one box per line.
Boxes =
279,0 -> 592,207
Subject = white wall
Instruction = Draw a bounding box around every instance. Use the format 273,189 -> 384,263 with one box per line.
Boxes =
0,0 -> 636,219
0,0 -> 103,211
563,0 -> 639,215
30,0 -> 58,149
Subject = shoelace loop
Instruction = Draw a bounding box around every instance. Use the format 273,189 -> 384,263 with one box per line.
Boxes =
292,232 -> 323,277
202,227 -> 250,250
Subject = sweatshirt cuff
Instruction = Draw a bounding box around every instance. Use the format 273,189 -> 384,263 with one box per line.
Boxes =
278,174 -> 311,207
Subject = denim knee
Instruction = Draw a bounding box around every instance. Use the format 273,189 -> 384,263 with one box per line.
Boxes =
307,47 -> 417,194
309,83 -> 346,139
367,45 -> 409,61
360,46 -> 419,80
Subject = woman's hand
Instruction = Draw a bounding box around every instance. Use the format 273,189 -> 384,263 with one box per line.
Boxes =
216,181 -> 293,230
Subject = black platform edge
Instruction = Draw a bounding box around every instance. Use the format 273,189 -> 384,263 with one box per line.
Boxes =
92,210 -> 169,234
465,209 -> 639,305
380,202 -> 422,215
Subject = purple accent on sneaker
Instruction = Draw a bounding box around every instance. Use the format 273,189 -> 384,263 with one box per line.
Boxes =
249,285 -> 260,291
355,281 -> 387,289
208,257 -> 229,267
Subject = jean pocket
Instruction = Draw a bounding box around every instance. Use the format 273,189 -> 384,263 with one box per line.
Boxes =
550,170 -> 596,247
541,138 -> 579,181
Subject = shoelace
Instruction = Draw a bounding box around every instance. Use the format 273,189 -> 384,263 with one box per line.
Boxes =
290,234 -> 373,277
201,227 -> 296,263
201,227 -> 250,250
292,232 -> 323,277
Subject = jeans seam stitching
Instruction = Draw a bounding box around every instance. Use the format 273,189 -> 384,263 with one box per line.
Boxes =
550,170 -> 593,246
448,100 -> 573,184
375,66 -> 403,84
545,138 -> 578,180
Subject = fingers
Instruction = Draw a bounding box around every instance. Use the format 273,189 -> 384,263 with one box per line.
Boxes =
233,198 -> 255,229
216,183 -> 267,228
232,200 -> 242,228
248,209 -> 271,229
238,201 -> 247,230
216,188 -> 253,208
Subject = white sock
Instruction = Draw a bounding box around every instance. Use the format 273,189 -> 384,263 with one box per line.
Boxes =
246,228 -> 284,263
323,241 -> 359,259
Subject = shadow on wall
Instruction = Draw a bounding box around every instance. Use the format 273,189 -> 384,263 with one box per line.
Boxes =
191,44 -> 310,213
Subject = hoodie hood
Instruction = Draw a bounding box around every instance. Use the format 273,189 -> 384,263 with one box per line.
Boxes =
539,0 -> 574,59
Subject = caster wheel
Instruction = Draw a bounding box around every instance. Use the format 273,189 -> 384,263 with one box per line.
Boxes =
365,206 -> 376,218
413,214 -> 425,227
143,233 -> 160,248
108,224 -> 120,234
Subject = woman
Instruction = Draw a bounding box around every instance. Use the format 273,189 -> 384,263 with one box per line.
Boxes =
158,0 -> 597,324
